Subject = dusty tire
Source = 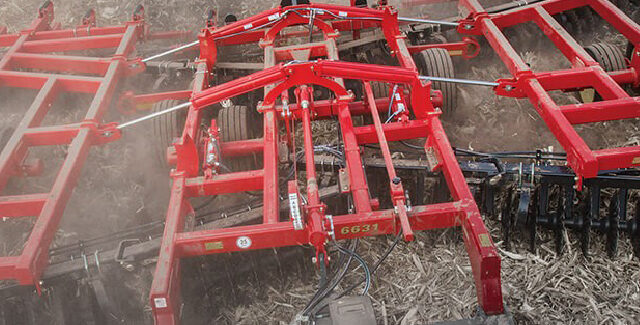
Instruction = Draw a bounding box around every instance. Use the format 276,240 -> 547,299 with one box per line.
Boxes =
0,127 -> 13,151
151,100 -> 187,165
580,43 -> 627,102
218,105 -> 260,172
414,48 -> 458,115
371,81 -> 390,99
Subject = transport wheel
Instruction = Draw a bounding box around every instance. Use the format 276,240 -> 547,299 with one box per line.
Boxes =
0,127 -> 13,151
580,43 -> 627,103
218,105 -> 261,172
371,81 -> 390,99
414,48 -> 458,114
151,99 -> 187,165
360,81 -> 391,125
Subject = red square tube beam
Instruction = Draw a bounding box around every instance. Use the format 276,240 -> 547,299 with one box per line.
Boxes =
425,115 -> 503,314
363,81 -> 413,241
174,201 -> 465,258
561,97 -> 640,124
7,53 -> 112,75
0,193 -> 48,217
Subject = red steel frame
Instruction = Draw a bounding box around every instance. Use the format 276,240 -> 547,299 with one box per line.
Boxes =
0,3 -> 189,288
457,0 -> 640,188
9,0 -> 638,323
149,3 -> 502,324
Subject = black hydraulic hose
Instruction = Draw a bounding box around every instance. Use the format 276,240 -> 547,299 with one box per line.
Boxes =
338,230 -> 402,298
398,141 -> 567,160
301,240 -> 358,317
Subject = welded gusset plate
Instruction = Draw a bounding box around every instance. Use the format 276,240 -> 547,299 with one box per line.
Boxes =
457,0 -> 640,184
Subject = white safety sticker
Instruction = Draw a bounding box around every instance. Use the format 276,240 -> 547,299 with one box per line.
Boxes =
268,13 -> 280,21
395,93 -> 401,101
236,236 -> 252,249
154,298 -> 167,308
338,11 -> 347,17
289,193 -> 303,230
244,23 -> 253,30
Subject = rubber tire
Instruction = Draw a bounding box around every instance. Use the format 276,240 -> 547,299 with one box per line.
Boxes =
0,127 -> 13,151
371,81 -> 390,99
581,43 -> 627,102
414,48 -> 458,115
151,100 -> 187,165
218,105 -> 260,172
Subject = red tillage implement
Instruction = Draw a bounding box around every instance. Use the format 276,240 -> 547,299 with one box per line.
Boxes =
0,0 -> 639,324
149,3 -> 502,323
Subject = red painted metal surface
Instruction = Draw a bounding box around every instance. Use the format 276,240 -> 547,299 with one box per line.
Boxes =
7,0 -> 637,323
458,0 -> 640,187
0,3 -> 188,288
149,3 -> 503,324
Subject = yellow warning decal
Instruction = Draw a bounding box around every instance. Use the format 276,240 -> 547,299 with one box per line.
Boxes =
204,241 -> 223,250
479,233 -> 491,248
633,157 -> 640,165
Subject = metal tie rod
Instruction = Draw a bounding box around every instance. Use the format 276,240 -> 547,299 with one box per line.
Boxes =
397,17 -> 459,27
418,75 -> 499,87
142,40 -> 200,63
117,102 -> 191,129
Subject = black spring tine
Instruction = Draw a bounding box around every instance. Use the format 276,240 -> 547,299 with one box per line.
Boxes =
532,184 -> 548,253
553,186 -> 565,255
584,185 -> 599,257
222,254 -> 238,304
415,170 -> 425,206
516,186 -> 532,227
273,248 -> 284,279
633,196 -> 640,257
501,188 -> 513,251
608,188 -> 626,257
606,191 -> 618,258
249,251 -> 261,285
483,180 -> 495,217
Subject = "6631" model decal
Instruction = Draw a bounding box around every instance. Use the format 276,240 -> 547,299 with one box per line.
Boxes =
340,223 -> 379,235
